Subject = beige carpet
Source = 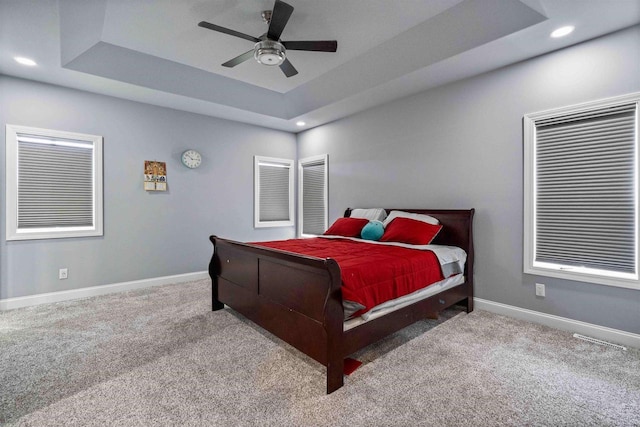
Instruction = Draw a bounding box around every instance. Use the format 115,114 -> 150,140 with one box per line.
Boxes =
1,279 -> 639,426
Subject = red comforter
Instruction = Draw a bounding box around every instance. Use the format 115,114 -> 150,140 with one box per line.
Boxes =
253,237 -> 444,317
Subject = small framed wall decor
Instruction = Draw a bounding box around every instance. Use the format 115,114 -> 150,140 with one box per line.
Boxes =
144,160 -> 167,191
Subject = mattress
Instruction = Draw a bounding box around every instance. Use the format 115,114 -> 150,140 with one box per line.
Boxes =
252,236 -> 466,318
343,274 -> 465,331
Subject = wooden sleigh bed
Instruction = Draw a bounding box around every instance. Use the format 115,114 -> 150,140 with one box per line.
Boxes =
208,208 -> 474,394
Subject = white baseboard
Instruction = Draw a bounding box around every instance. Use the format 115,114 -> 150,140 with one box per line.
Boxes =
0,271 -> 209,311
475,298 -> 640,349
4,281 -> 637,348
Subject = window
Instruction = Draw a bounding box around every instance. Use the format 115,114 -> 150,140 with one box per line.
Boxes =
254,156 -> 294,228
299,154 -> 328,236
5,124 -> 103,241
524,92 -> 639,289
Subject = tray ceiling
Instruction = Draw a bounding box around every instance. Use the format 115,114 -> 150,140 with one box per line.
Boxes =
1,0 -> 639,131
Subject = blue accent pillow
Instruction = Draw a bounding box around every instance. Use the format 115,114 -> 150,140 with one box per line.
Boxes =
360,220 -> 385,241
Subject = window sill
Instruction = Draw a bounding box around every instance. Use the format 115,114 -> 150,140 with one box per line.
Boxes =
524,265 -> 640,291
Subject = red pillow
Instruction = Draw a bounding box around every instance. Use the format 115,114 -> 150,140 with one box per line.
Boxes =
380,217 -> 443,245
324,217 -> 369,237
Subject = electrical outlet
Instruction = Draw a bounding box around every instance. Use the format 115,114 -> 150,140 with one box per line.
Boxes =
535,283 -> 545,297
59,268 -> 68,280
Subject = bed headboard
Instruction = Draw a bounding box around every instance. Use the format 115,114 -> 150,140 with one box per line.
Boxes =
344,208 -> 475,277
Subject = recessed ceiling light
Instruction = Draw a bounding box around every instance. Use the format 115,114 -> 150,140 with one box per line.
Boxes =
296,121 -> 306,127
14,56 -> 37,66
551,26 -> 574,38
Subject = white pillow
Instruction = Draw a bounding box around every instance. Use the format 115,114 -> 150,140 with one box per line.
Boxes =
382,210 -> 440,227
350,208 -> 387,222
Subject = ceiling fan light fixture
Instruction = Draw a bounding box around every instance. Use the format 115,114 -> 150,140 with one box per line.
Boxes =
254,40 -> 286,66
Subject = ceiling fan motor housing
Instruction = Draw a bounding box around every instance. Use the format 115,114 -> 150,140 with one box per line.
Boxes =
254,40 -> 286,66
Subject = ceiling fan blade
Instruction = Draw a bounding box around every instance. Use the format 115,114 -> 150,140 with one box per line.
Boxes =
221,50 -> 255,68
282,40 -> 337,52
279,58 -> 298,77
267,0 -> 294,41
198,21 -> 260,43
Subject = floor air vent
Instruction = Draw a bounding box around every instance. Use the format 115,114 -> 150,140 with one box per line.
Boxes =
573,333 -> 627,351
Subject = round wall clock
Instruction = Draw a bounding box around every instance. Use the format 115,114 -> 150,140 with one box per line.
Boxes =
181,149 -> 202,169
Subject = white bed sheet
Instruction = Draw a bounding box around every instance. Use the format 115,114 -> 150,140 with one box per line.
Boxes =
343,274 -> 465,331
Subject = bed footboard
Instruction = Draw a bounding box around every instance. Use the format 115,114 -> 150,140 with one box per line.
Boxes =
209,236 -> 345,393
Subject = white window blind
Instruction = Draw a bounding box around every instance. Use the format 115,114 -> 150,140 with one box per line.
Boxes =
299,155 -> 327,236
18,138 -> 94,228
5,125 -> 103,241
524,93 -> 640,289
254,156 -> 294,228
259,163 -> 290,221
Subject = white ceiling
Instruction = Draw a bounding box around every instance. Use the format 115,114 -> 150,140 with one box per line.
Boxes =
1,0 -> 639,132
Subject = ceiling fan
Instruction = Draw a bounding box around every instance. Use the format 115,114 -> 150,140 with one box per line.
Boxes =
198,0 -> 337,78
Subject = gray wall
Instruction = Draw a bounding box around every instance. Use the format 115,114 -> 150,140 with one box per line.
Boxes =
0,75 -> 296,299
297,26 -> 640,334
